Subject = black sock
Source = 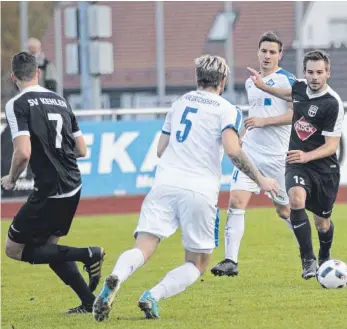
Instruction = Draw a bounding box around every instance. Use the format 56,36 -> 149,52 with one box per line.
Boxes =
49,261 -> 95,306
318,221 -> 334,256
21,244 -> 91,265
290,208 -> 315,260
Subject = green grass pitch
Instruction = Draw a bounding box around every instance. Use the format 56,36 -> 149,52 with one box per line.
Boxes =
2,206 -> 346,329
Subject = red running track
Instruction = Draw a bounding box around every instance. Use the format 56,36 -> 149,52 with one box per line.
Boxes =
2,187 -> 347,219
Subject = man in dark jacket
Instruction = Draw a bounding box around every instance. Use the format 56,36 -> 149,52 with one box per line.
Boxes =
28,37 -> 58,92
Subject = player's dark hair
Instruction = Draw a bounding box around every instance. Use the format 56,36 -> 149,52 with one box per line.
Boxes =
11,52 -> 38,81
258,31 -> 283,52
303,50 -> 330,71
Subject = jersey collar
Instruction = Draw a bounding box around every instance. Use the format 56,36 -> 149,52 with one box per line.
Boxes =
261,67 -> 281,79
20,84 -> 42,93
306,85 -> 330,99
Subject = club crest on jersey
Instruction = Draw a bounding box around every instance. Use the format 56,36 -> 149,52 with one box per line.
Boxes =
294,116 -> 317,141
266,79 -> 275,86
308,105 -> 318,117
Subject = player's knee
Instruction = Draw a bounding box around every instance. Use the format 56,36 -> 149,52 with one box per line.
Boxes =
229,195 -> 247,210
5,243 -> 22,261
315,218 -> 330,233
134,232 -> 160,262
4,244 -> 13,259
289,195 -> 305,209
316,222 -> 329,233
288,187 -> 306,210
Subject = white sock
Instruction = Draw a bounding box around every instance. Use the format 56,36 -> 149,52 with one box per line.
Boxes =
112,248 -> 144,283
149,262 -> 200,301
224,208 -> 245,263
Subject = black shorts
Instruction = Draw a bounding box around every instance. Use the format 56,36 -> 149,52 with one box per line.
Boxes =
285,166 -> 340,218
8,189 -> 81,245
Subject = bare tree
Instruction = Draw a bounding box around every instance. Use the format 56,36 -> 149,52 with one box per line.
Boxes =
1,2 -> 56,106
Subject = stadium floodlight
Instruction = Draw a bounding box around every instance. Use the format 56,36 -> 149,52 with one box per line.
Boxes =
88,5 -> 112,39
89,41 -> 114,75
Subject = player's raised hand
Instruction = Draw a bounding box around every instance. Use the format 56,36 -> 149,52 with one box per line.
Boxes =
247,67 -> 266,90
1,175 -> 16,190
244,116 -> 266,130
258,176 -> 280,197
286,150 -> 309,164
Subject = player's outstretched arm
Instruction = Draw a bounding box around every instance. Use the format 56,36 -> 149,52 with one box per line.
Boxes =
222,128 -> 280,195
264,106 -> 293,126
245,108 -> 293,129
287,136 -> 340,164
247,67 -> 292,102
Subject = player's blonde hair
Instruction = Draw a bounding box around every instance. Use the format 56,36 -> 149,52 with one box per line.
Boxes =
194,55 -> 230,89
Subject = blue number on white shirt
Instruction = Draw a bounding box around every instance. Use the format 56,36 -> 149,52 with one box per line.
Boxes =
232,169 -> 239,182
176,107 -> 198,143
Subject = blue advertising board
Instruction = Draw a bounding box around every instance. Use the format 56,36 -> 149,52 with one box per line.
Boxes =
3,112 -> 346,200
78,120 -> 235,197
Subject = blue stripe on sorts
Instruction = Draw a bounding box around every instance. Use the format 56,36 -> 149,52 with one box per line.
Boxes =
162,130 -> 170,135
221,124 -> 238,134
214,208 -> 220,247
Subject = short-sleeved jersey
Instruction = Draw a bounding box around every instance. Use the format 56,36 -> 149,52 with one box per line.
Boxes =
289,80 -> 344,173
153,90 -> 243,202
243,68 -> 296,156
5,85 -> 82,196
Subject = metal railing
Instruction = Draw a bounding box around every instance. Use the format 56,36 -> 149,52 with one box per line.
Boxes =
0,105 -> 247,122
1,103 -> 346,121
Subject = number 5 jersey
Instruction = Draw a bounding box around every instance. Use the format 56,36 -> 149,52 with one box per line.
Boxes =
154,90 -> 242,203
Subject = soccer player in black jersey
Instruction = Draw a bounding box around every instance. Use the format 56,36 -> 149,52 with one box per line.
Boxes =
247,50 -> 344,279
1,52 -> 105,313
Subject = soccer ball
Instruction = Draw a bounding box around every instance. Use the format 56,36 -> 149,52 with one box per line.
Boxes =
317,259 -> 347,289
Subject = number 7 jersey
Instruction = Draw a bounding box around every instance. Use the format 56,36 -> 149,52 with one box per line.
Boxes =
153,90 -> 243,202
5,85 -> 82,196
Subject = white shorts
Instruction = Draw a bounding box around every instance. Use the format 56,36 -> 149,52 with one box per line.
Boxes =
134,185 -> 220,253
230,150 -> 289,205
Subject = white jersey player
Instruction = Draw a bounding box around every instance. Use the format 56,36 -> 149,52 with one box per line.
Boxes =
92,55 -> 279,321
211,31 -> 296,277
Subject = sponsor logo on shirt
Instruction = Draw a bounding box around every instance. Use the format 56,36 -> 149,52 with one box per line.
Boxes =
266,79 -> 275,86
294,116 -> 317,141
